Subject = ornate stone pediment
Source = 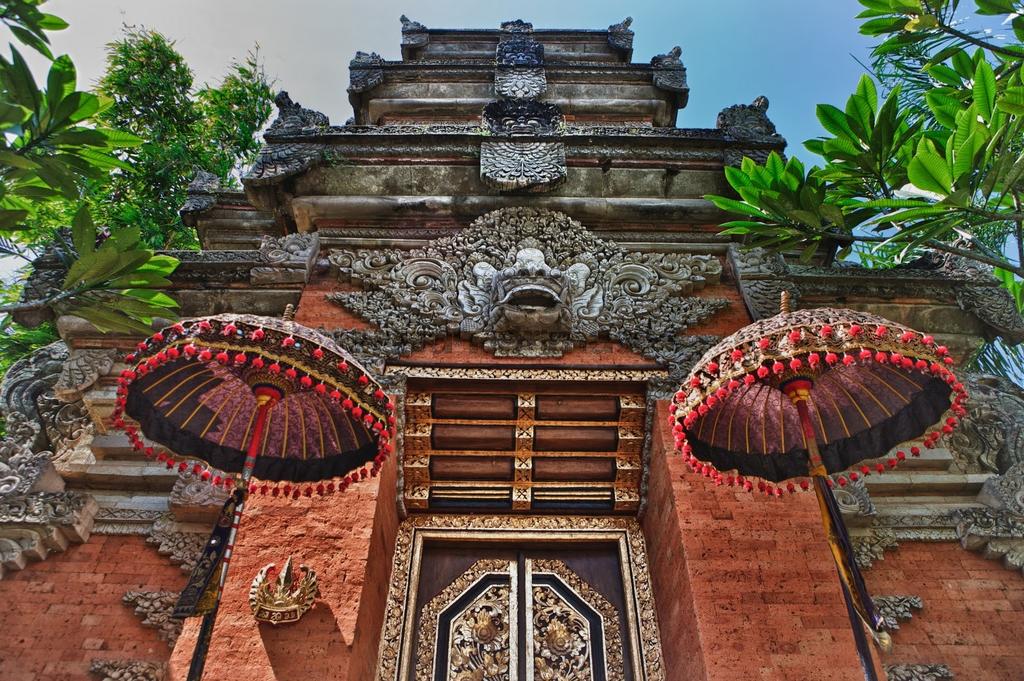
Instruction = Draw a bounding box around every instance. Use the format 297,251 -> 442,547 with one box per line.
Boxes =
328,208 -> 726,366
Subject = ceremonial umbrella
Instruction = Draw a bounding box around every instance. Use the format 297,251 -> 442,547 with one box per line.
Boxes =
111,311 -> 395,681
670,294 -> 967,680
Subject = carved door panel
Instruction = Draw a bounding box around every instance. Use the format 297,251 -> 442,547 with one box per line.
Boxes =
411,546 -> 629,681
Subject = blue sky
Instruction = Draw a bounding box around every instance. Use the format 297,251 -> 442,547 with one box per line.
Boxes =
41,0 -> 879,154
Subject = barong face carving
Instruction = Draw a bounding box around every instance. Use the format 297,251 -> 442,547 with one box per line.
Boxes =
329,208 -> 726,360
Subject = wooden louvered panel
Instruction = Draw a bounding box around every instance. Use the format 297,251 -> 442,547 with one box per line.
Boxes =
403,380 -> 646,513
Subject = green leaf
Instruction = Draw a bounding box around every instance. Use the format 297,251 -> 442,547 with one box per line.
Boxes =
926,90 -> 961,129
37,14 -> 70,31
925,64 -> 963,88
9,25 -> 52,59
973,59 -> 996,122
859,16 -> 908,35
975,0 -> 1016,14
997,87 -> 1024,116
71,205 -> 95,257
45,55 -> 76,114
951,50 -> 975,79
0,149 -> 39,170
815,103 -> 857,139
908,149 -> 953,195
706,195 -> 770,218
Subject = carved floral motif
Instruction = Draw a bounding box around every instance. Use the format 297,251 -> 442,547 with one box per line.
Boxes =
89,660 -> 165,681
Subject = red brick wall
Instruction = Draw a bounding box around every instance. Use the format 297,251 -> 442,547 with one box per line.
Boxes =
167,454 -> 398,681
867,541 -> 1024,680
0,535 -> 183,681
643,401 -> 873,681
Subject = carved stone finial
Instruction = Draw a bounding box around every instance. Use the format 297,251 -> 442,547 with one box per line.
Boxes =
267,91 -> 329,135
650,47 -> 687,95
348,51 -> 386,94
607,17 -> 634,54
400,15 -> 428,50
179,169 -> 220,224
651,46 -> 682,67
500,19 -> 533,33
400,14 -> 426,32
249,557 -> 320,624
717,96 -> 786,165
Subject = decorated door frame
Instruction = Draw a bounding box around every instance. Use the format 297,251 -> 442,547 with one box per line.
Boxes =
375,515 -> 665,681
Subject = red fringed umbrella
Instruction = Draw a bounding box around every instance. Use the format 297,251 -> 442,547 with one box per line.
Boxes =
670,294 -> 966,680
112,312 -> 394,680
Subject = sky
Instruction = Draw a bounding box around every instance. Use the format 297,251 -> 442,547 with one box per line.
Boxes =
37,0 -> 879,152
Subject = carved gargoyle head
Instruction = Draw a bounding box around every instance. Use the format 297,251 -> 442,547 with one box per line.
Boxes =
472,248 -> 589,336
483,100 -> 563,136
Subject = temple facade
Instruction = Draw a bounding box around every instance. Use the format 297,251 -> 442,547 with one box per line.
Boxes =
1,17 -> 1023,681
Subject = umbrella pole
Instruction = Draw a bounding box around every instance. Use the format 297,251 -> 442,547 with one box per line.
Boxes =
788,389 -> 881,681
186,392 -> 276,681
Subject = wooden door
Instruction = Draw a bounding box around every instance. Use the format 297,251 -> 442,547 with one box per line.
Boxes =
410,543 -> 631,681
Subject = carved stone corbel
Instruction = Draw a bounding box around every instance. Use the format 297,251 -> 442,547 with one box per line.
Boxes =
884,664 -> 954,681
873,595 -> 923,632
89,660 -> 165,681
123,590 -> 182,645
251,233 -> 320,284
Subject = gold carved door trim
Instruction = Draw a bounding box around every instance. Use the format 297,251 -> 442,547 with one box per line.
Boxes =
375,515 -> 665,681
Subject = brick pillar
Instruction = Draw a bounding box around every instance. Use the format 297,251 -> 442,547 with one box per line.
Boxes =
643,400 -> 871,681
167,453 -> 399,680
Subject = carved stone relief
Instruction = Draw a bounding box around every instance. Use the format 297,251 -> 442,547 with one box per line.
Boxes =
947,374 -> 1024,474
0,343 -> 97,576
123,590 -> 182,645
251,233 -> 320,284
480,141 -> 566,191
328,208 -> 725,371
494,68 -> 546,99
955,506 -> 1024,576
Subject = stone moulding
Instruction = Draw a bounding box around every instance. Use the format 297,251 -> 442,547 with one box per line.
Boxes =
728,246 -> 1024,344
327,207 -> 725,372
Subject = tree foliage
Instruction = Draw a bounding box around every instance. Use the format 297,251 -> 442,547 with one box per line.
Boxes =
96,28 -> 273,249
0,0 -> 179,334
706,0 -> 1024,379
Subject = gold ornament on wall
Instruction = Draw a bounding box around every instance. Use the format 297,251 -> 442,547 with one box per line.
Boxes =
248,557 -> 320,625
